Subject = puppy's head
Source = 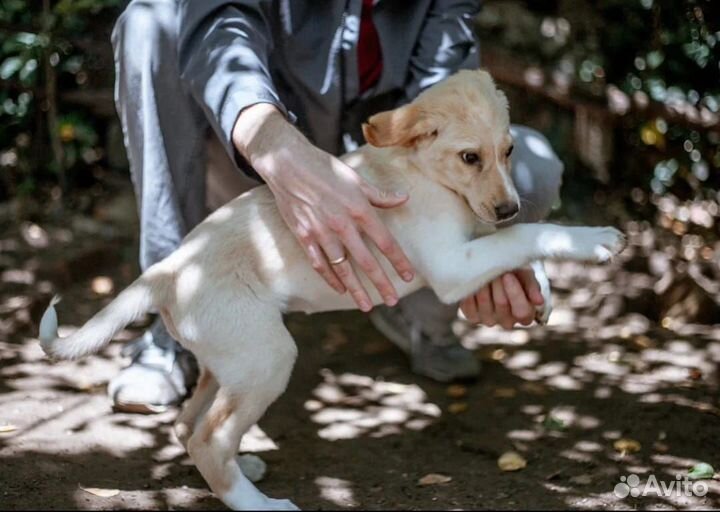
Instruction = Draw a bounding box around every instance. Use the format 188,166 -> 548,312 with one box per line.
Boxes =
362,69 -> 519,225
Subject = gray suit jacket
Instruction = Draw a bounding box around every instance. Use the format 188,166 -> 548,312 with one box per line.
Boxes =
178,0 -> 480,156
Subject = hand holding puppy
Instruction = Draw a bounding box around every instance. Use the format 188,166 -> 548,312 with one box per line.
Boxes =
460,268 -> 545,329
233,103 -> 415,312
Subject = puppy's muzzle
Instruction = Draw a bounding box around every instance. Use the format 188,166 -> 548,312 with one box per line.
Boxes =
494,201 -> 519,222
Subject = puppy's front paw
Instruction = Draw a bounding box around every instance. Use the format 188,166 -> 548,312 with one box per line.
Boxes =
576,227 -> 627,262
264,498 -> 300,511
530,261 -> 552,325
534,304 -> 551,325
538,226 -> 625,263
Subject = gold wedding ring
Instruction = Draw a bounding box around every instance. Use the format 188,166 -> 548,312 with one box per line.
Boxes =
329,253 -> 348,265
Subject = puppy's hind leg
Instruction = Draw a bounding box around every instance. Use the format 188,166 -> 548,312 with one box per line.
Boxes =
175,367 -> 218,450
186,311 -> 299,510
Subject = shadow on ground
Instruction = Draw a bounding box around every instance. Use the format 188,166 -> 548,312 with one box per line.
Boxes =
2,195 -> 720,510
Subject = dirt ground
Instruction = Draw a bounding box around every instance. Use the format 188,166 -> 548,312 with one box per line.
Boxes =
2,187 -> 720,510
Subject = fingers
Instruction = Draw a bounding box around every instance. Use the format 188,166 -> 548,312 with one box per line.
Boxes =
290,215 -> 346,294
461,286 -> 496,327
357,180 -> 415,282
357,210 -> 415,283
333,259 -> 374,312
305,242 -> 345,294
491,278 -> 514,329
465,272 -> 541,329
302,201 -> 413,310
502,273 -> 535,326
315,231 -> 374,312
460,295 -> 480,323
359,180 -> 409,209
516,268 -> 545,306
337,224 -> 399,307
474,284 -> 496,326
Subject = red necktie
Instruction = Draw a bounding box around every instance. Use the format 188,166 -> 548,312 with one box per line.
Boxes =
357,0 -> 383,93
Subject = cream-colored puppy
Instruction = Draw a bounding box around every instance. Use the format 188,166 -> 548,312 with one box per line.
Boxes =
40,70 -> 625,510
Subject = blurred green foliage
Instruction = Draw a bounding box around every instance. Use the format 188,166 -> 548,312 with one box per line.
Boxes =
478,0 -> 719,208
481,0 -> 719,103
0,0 -> 120,200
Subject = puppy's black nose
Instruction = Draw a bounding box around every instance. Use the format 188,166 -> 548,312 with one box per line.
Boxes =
495,202 -> 519,221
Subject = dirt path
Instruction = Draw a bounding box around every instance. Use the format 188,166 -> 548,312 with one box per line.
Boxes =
2,196 -> 720,510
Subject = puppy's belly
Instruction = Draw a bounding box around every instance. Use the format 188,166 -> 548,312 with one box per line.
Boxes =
286,294 -> 357,314
284,272 -> 426,315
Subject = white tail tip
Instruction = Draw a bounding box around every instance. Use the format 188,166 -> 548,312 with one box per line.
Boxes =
39,295 -> 61,353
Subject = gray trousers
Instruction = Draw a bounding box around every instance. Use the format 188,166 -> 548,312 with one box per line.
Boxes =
112,0 -> 564,347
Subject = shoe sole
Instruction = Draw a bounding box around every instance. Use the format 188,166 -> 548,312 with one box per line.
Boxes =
112,401 -> 171,414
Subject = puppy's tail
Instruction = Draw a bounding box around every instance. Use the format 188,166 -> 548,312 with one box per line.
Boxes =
39,266 -> 169,360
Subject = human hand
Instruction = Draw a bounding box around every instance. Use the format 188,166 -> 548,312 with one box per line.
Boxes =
233,103 -> 415,312
460,268 -> 544,329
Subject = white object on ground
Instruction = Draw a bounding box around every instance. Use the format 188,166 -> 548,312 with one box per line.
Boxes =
237,454 -> 267,483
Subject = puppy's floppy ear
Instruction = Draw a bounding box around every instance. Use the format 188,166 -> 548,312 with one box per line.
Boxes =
362,104 -> 435,147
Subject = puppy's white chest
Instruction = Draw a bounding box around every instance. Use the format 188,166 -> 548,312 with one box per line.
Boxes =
473,223 -> 497,237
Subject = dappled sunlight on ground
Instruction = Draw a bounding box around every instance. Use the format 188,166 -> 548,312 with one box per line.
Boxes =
306,370 -> 440,441
315,476 -> 358,508
2,193 -> 720,509
451,252 -> 720,509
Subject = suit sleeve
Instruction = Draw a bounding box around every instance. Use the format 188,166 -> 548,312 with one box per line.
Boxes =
404,0 -> 481,101
177,0 -> 291,160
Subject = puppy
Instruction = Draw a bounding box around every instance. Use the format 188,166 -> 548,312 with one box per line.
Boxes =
40,70 -> 625,510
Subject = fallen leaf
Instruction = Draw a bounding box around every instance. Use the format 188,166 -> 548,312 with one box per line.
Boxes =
512,441 -> 529,453
498,451 -> 527,472
545,469 -> 563,481
687,463 -> 715,480
542,415 -> 566,431
79,485 -> 120,498
520,382 -> 546,395
570,474 -> 593,485
689,368 -> 703,381
613,438 -> 641,455
321,325 -> 348,353
0,424 -> 17,434
653,441 -> 669,453
446,384 -> 467,399
447,402 -> 468,414
490,348 -> 507,361
417,473 -> 452,486
362,340 -> 391,355
631,335 -> 652,349
70,379 -> 105,393
493,387 -> 517,398
692,402 -> 720,415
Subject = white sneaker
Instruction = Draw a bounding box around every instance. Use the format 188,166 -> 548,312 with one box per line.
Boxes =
108,322 -> 198,413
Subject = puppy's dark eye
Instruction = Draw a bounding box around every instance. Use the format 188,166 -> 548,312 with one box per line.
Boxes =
506,145 -> 514,158
461,152 -> 480,165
